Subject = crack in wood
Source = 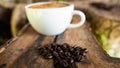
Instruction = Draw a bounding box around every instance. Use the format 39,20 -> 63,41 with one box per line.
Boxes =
12,35 -> 45,68
0,36 -> 18,54
54,33 -> 64,44
17,23 -> 30,36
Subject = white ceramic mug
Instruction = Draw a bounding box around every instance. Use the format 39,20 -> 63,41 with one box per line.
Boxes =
25,2 -> 86,35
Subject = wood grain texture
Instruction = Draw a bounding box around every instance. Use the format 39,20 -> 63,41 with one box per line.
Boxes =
0,23 -> 56,68
0,22 -> 120,68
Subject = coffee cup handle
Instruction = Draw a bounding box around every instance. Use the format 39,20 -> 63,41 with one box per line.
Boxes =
68,10 -> 86,28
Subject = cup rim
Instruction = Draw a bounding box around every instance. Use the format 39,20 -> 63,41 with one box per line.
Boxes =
25,1 -> 74,9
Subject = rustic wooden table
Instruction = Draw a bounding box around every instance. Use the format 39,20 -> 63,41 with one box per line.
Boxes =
0,21 -> 120,68
0,1 -> 120,68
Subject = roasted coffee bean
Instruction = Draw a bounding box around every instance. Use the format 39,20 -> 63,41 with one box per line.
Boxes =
45,44 -> 52,50
59,53 -> 66,59
77,56 -> 82,62
45,54 -> 53,59
73,45 -> 78,48
83,48 -> 88,53
70,59 -> 74,63
62,60 -> 69,67
37,43 -> 88,68
61,43 -> 69,49
67,57 -> 74,63
83,53 -> 86,56
53,51 -> 59,57
73,57 -> 78,62
74,50 -> 80,56
70,47 -> 74,52
84,49 -> 88,53
75,47 -> 82,51
65,52 -> 71,57
57,47 -> 63,53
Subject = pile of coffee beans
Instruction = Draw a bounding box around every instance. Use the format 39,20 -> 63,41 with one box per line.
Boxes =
38,43 -> 88,67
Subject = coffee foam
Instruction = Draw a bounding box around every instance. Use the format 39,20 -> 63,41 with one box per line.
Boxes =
29,2 -> 69,8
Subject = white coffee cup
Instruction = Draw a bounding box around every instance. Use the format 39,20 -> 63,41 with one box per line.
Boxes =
25,2 -> 86,35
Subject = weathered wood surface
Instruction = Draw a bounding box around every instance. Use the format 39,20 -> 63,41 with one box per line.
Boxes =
0,0 -> 120,68
0,22 -> 120,68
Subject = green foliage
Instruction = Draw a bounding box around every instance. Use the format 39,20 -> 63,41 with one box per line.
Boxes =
95,30 -> 111,51
101,34 -> 107,46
